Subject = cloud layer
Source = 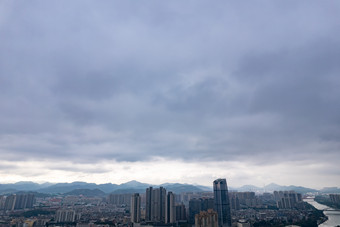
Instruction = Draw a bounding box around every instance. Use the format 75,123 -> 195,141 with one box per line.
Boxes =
0,1 -> 340,187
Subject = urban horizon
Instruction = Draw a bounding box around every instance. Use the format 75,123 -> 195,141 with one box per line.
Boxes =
1,1 -> 340,199
0,177 -> 339,226
1,1 -> 340,226
0,179 -> 338,192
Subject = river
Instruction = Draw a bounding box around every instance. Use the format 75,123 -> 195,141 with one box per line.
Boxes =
304,198 -> 340,227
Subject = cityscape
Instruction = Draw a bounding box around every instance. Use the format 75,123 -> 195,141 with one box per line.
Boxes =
1,1 -> 340,227
0,178 -> 339,226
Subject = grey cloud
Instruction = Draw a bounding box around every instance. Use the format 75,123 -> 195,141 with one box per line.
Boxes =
0,1 -> 340,170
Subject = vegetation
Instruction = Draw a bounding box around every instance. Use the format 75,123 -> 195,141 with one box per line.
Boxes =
315,195 -> 340,209
12,209 -> 55,218
252,202 -> 325,227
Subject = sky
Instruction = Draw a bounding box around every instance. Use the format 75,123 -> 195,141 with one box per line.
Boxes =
0,1 -> 340,189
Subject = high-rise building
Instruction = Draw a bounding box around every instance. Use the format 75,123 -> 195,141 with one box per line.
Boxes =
189,198 -> 214,224
165,192 -> 176,223
229,192 -> 257,208
229,192 -> 240,210
195,209 -> 218,227
131,193 -> 141,223
189,198 -> 203,224
108,193 -> 132,206
175,204 -> 187,221
4,195 -> 16,211
146,187 -> 153,221
0,196 -> 5,210
145,187 -> 166,223
55,209 -> 78,223
13,194 -> 35,210
330,194 -> 340,205
213,178 -> 232,227
274,191 -> 302,209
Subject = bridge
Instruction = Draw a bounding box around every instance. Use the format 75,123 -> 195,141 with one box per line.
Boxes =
323,208 -> 340,211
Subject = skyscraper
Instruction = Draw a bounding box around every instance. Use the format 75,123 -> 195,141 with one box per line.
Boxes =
213,179 -> 231,227
145,187 -> 166,223
146,187 -> 153,222
4,195 -> 16,211
189,198 -> 214,224
131,193 -> 141,223
175,204 -> 187,221
165,191 -> 176,223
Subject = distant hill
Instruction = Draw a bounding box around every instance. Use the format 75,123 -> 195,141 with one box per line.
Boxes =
0,181 -> 51,194
161,183 -> 204,193
15,191 -> 51,198
0,188 -> 18,195
194,184 -> 212,191
234,185 -> 263,192
64,189 -> 106,197
320,187 -> 340,193
264,183 -> 318,194
111,182 -> 205,194
0,180 -> 329,195
111,188 -> 146,194
95,183 -> 120,193
37,182 -> 120,194
118,180 -> 151,189
38,182 -> 99,194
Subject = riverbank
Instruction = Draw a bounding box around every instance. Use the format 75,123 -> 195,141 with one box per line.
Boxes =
317,214 -> 328,226
304,198 -> 340,227
315,195 -> 340,210
304,198 -> 328,225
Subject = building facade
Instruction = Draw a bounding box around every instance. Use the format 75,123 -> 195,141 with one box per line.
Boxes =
274,191 -> 302,209
195,209 -> 218,227
213,178 -> 232,227
131,193 -> 141,223
145,187 -> 166,223
165,191 -> 176,223
189,198 -> 214,224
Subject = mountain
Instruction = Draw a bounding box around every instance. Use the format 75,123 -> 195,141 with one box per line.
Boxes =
116,180 -> 150,190
264,183 -> 282,191
15,191 -> 51,198
161,183 -> 204,193
0,181 -> 49,191
0,181 -> 324,195
38,182 -> 120,194
64,189 -> 106,197
109,181 -> 151,194
284,185 -> 318,194
264,183 -> 318,194
0,181 -> 52,194
193,184 -> 212,191
235,185 -> 263,192
95,183 -> 119,193
38,181 -> 98,194
320,187 -> 340,193
111,188 -> 146,194
110,182 -> 205,194
0,188 -> 18,195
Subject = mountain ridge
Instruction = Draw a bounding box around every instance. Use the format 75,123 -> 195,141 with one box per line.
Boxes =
0,181 -> 334,195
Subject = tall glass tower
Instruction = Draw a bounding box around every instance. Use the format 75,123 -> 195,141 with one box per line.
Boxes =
213,178 -> 232,227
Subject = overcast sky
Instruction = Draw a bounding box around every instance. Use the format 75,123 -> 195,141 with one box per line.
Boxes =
0,1 -> 339,189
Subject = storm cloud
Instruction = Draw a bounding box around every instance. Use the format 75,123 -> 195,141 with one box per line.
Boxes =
0,1 -> 339,187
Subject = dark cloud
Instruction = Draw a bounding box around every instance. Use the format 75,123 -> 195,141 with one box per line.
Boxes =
0,0 -> 340,174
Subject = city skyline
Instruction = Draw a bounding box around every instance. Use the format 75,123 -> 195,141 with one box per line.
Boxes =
0,1 -> 340,189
